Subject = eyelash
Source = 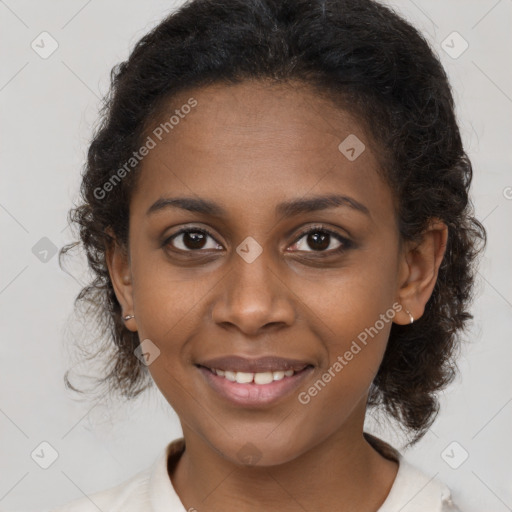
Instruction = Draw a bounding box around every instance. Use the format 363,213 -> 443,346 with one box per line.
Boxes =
292,225 -> 352,254
163,225 -> 352,256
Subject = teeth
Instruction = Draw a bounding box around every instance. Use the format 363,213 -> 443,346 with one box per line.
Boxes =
224,371 -> 236,382
254,372 -> 274,385
210,368 -> 300,384
235,372 -> 254,384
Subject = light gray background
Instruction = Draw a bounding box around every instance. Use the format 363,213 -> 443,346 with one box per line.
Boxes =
1,1 -> 511,511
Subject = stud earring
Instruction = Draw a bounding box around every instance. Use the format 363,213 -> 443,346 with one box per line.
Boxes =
405,309 -> 414,324
123,314 -> 135,321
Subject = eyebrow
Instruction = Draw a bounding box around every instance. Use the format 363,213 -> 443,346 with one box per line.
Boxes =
146,193 -> 370,218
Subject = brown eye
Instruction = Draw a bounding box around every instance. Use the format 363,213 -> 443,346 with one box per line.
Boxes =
305,231 -> 330,251
290,227 -> 352,254
165,228 -> 223,252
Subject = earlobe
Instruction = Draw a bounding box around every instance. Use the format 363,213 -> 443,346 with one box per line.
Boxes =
105,228 -> 137,332
394,219 -> 448,325
402,308 -> 414,324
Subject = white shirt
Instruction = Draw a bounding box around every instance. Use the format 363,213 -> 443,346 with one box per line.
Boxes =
50,436 -> 462,512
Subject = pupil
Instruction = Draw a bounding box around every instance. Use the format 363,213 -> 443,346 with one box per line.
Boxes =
184,232 -> 206,249
308,232 -> 329,251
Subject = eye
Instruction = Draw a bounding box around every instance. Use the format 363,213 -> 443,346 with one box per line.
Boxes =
163,224 -> 352,255
164,227 -> 223,252
289,225 -> 352,254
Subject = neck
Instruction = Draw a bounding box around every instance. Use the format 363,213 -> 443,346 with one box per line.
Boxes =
169,405 -> 398,512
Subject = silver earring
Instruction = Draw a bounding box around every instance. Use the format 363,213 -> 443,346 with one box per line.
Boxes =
405,309 -> 414,324
124,314 -> 135,321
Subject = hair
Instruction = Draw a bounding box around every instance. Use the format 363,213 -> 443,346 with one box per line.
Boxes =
60,0 -> 486,447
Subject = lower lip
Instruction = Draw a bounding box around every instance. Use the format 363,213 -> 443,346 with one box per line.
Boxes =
197,366 -> 314,408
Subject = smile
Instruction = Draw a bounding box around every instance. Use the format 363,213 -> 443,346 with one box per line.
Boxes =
196,364 -> 314,407
207,367 -> 298,384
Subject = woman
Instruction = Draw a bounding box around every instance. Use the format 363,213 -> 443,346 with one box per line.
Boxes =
55,0 -> 485,510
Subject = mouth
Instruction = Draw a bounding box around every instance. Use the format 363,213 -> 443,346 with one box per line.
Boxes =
195,356 -> 315,407
196,355 -> 313,374
198,365 -> 310,384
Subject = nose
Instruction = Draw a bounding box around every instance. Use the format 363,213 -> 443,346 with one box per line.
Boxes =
211,249 -> 296,336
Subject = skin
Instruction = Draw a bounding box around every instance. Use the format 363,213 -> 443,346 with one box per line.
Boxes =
106,80 -> 448,511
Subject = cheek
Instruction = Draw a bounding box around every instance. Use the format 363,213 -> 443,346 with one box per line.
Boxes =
128,253 -> 217,400
130,250 -> 210,343
293,297 -> 394,445
318,278 -> 395,360
290,246 -> 398,392
293,246 -> 398,340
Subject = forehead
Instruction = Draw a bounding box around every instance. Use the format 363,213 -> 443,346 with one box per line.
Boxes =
132,80 -> 393,223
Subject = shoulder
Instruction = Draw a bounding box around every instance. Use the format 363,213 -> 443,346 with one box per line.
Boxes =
49,469 -> 151,512
364,433 -> 463,512
380,456 -> 463,512
387,457 -> 463,512
49,438 -> 186,512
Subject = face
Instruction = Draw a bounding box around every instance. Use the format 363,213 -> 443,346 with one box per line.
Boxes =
110,80 -> 411,466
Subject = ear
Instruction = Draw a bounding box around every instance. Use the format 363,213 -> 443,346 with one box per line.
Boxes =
394,219 -> 448,325
105,227 -> 137,332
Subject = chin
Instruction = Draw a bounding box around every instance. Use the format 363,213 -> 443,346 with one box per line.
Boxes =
207,429 -> 311,468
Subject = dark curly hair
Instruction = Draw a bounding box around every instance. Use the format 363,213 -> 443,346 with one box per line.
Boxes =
60,0 -> 486,447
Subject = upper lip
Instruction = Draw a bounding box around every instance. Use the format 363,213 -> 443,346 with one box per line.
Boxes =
196,356 -> 313,373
